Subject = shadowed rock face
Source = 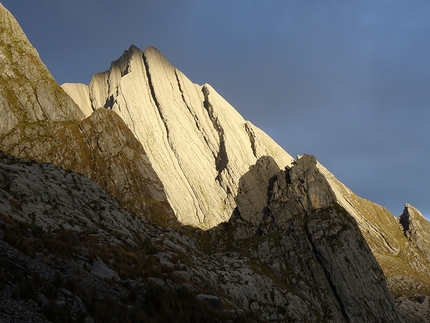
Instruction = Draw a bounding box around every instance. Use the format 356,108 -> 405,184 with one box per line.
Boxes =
0,153 -> 405,322
0,4 -> 84,136
228,155 -> 402,322
235,155 -> 280,229
0,151 -> 144,236
320,162 -> 430,319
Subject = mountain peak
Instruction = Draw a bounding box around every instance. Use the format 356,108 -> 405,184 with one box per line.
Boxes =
0,3 -> 35,54
68,44 -> 294,228
120,44 -> 143,60
0,3 -> 84,136
398,203 -> 430,271
400,203 -> 429,233
142,45 -> 175,70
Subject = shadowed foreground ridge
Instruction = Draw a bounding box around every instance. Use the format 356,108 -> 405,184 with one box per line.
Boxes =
206,155 -> 401,321
1,2 -> 430,322
0,152 -> 401,322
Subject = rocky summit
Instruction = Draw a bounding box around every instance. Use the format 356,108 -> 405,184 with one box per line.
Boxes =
64,44 -> 293,229
1,2 -> 430,322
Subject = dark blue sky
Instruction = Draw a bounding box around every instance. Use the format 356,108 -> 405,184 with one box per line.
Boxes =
3,0 -> 430,218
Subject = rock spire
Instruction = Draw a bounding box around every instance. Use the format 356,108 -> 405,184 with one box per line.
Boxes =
64,45 -> 293,228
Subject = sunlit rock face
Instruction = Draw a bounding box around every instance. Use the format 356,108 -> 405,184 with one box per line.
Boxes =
0,4 -> 84,136
66,45 -> 293,229
61,83 -> 93,117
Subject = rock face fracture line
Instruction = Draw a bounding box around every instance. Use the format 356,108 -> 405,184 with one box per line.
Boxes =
141,51 -> 176,157
244,123 -> 258,159
142,52 -> 202,222
173,70 -> 218,222
103,67 -> 115,110
142,52 -> 172,147
174,69 -> 215,159
202,85 -> 228,181
304,216 -> 350,322
141,53 -> 159,111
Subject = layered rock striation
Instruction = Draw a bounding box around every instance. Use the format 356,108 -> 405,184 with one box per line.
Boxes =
64,45 -> 293,229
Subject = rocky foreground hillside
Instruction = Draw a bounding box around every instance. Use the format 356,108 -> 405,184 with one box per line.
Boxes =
0,152 -> 402,322
1,2 -> 430,322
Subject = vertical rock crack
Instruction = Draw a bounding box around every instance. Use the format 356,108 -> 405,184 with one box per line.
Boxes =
142,52 -> 171,143
142,52 -> 201,222
304,216 -> 350,322
174,70 -> 214,159
201,85 -> 228,180
244,122 -> 258,158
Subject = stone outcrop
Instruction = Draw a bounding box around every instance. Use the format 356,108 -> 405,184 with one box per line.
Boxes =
0,151 -> 403,322
65,45 -> 293,229
399,203 -> 430,260
235,155 -> 280,229
225,155 -> 402,321
0,3 -> 84,136
0,151 -> 144,236
0,152 -> 250,322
